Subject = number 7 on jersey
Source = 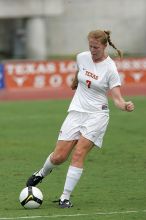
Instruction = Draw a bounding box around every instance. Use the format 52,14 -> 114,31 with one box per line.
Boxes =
86,80 -> 91,88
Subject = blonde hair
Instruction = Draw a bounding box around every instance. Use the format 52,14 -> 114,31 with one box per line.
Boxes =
88,30 -> 122,58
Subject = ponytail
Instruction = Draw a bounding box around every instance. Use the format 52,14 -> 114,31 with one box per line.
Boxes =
104,30 -> 123,58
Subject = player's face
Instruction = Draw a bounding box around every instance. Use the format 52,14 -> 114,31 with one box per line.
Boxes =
88,38 -> 107,62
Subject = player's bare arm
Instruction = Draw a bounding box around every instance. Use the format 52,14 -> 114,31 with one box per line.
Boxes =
111,86 -> 134,112
71,70 -> 78,90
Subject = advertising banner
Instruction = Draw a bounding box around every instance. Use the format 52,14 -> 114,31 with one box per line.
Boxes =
0,64 -> 5,89
115,58 -> 146,84
4,61 -> 77,89
4,58 -> 146,90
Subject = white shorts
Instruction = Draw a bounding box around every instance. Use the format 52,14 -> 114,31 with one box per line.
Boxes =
58,110 -> 109,148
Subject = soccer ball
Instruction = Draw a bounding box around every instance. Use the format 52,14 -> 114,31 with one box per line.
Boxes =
19,186 -> 43,209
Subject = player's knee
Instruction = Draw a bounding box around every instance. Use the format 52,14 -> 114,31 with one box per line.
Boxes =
72,150 -> 83,163
51,153 -> 67,165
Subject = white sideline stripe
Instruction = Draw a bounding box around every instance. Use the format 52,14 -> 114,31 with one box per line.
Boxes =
0,210 -> 146,219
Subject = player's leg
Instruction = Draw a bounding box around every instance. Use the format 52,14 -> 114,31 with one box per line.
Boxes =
59,136 -> 94,208
51,139 -> 78,165
26,140 -> 77,186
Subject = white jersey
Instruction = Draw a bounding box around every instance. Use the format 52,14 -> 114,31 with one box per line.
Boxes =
68,51 -> 121,113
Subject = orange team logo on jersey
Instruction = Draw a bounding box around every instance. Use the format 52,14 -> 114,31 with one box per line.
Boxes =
85,71 -> 98,80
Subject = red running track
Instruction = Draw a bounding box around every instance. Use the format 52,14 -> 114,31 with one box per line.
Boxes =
0,84 -> 146,101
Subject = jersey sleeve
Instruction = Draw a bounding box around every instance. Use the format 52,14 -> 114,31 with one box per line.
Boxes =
108,64 -> 121,89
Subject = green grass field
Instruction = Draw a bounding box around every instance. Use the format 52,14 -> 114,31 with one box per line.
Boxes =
0,96 -> 146,220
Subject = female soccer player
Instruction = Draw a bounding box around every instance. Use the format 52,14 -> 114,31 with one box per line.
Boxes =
26,29 -> 134,208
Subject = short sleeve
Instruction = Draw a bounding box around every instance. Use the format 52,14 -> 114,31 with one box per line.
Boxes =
108,65 -> 121,89
76,53 -> 82,66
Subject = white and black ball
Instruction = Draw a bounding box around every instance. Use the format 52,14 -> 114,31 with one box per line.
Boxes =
19,186 -> 43,209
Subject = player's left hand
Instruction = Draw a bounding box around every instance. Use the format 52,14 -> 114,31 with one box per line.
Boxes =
125,101 -> 134,112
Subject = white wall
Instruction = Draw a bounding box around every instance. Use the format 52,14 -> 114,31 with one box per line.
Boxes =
46,0 -> 146,56
0,0 -> 146,58
0,0 -> 64,17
